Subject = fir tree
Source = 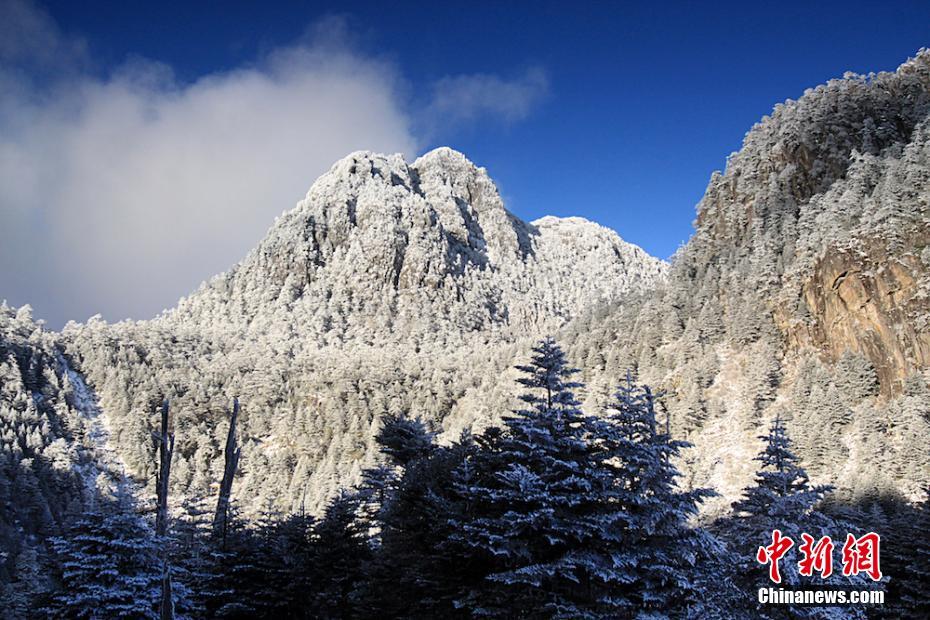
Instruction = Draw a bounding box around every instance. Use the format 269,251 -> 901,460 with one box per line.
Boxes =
717,415 -> 872,619
308,491 -> 371,619
731,414 -> 833,524
355,464 -> 398,532
447,338 -> 605,617
587,373 -> 722,618
168,497 -> 214,619
0,542 -> 53,619
202,508 -> 266,618
360,432 -> 472,619
47,494 -> 159,619
264,510 -> 317,618
375,412 -> 436,467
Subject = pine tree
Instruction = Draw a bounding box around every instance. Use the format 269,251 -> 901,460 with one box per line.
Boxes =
587,373 -> 722,618
375,412 -> 435,466
360,431 -> 472,619
221,505 -> 309,618
355,463 -> 398,533
447,338 -> 605,617
0,542 -> 53,619
47,494 -> 159,619
201,512 -> 266,619
731,414 -> 833,524
168,497 -> 214,619
266,511 -> 317,618
308,491 -> 371,619
717,415 -> 871,619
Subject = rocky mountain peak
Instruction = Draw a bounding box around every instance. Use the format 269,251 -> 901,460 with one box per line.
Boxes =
168,148 -> 666,346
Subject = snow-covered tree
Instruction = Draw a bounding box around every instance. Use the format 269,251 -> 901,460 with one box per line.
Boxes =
47,494 -> 159,619
447,338 -> 606,616
375,412 -> 436,467
716,415 -> 874,618
359,432 -> 471,618
731,415 -> 833,523
588,373 -> 723,617
307,491 -> 371,618
167,497 -> 213,619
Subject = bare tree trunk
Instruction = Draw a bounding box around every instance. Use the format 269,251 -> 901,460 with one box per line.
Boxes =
160,566 -> 174,620
213,398 -> 240,545
155,399 -> 175,620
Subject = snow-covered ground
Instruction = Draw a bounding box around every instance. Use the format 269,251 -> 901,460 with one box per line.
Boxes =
59,354 -> 134,503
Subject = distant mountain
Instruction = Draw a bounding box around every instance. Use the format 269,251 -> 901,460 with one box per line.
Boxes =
167,146 -> 666,347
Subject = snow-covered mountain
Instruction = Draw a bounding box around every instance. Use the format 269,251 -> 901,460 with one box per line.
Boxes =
562,50 -> 930,513
50,147 -> 666,513
167,147 -> 665,347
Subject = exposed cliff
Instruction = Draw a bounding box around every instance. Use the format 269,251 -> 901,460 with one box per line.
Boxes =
781,229 -> 930,393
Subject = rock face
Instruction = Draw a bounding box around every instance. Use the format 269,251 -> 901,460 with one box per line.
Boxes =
769,76 -> 930,395
782,232 -> 930,393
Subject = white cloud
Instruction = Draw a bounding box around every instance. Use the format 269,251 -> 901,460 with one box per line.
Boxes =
0,1 -> 547,328
426,67 -> 549,127
0,0 -> 87,71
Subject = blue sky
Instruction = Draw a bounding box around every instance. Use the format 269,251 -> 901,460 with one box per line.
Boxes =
3,0 -> 929,327
42,0 -> 930,257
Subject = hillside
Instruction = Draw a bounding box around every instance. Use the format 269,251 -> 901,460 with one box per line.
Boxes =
564,50 -> 930,512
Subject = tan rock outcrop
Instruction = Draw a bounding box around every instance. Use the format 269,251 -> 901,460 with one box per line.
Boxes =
778,230 -> 930,393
